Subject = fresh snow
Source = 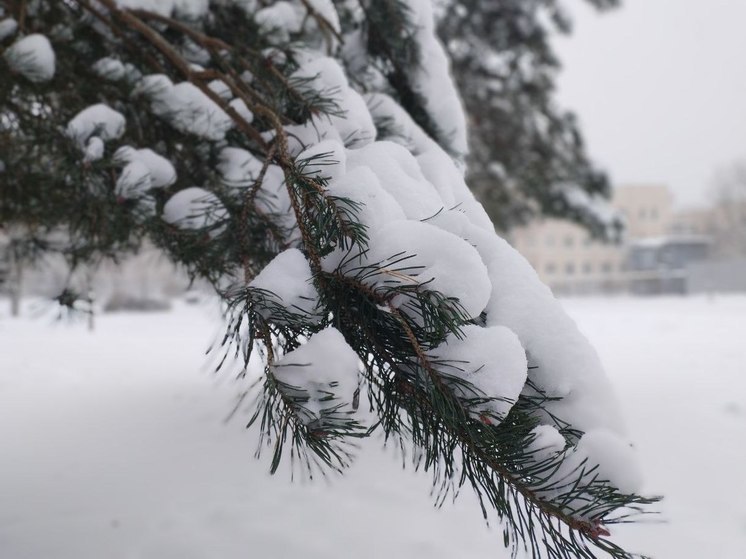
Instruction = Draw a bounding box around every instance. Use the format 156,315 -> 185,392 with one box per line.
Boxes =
115,160 -> 152,200
2,296 -> 745,558
0,18 -> 18,42
218,147 -> 264,188
5,0 -> 668,549
92,57 -> 127,81
3,34 -> 55,83
0,0 -> 647,534
429,324 -> 528,423
162,187 -> 227,231
114,147 -> 177,189
114,0 -> 210,19
83,137 -> 104,163
405,0 -> 468,156
249,248 -> 320,321
134,75 -> 232,141
328,219 -> 492,320
66,104 -> 126,145
271,327 -> 360,423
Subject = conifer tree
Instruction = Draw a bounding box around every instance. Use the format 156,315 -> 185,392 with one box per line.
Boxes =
436,0 -> 623,238
0,1 -> 656,557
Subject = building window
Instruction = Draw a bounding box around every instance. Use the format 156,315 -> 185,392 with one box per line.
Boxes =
583,262 -> 592,275
650,208 -> 659,220
639,208 -> 647,219
546,235 -> 555,247
602,262 -> 613,274
564,235 -> 575,248
565,262 -> 576,275
545,262 -> 556,275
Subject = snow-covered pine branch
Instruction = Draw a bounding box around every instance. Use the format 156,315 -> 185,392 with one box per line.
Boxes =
0,1 -> 657,557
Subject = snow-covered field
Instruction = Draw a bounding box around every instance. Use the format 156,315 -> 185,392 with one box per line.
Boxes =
1,296 -> 745,558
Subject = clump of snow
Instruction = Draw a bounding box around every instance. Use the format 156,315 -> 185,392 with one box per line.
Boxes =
536,430 -> 644,517
297,139 -> 347,182
66,104 -> 126,145
252,164 -> 301,246
572,430 -> 643,495
134,75 -> 232,140
218,147 -> 264,188
173,0 -> 209,19
249,248 -> 320,321
115,0 -> 174,16
303,0 -> 342,52
364,92 -> 437,157
83,137 -> 104,163
0,18 -> 18,42
331,220 -> 491,320
115,160 -> 152,200
114,146 -> 177,188
228,98 -> 254,124
253,0 -> 341,51
528,425 -> 567,463
208,79 -> 232,101
430,324 -> 527,423
325,165 -> 406,233
255,2 -> 303,43
346,141 -> 444,221
92,57 -> 126,81
266,52 -> 375,154
363,95 -> 492,230
480,235 -> 627,435
271,327 -> 360,424
3,33 -> 56,83
163,187 -> 227,231
401,0 -> 467,156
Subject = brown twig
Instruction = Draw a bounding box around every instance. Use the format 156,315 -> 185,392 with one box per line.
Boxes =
16,0 -> 27,32
298,0 -> 343,53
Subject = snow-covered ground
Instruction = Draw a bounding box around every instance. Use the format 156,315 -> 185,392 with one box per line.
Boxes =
1,295 -> 745,558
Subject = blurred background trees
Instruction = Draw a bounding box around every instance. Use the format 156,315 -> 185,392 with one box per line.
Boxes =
711,160 -> 746,259
435,0 -> 621,237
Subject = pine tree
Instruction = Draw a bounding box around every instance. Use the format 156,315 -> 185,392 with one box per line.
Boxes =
435,0 -> 623,238
0,1 -> 656,557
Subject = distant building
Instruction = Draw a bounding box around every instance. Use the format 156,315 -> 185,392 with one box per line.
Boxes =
510,184 -> 677,294
613,184 -> 674,238
668,207 -> 719,237
687,258 -> 746,294
625,235 -> 711,294
508,184 -> 741,294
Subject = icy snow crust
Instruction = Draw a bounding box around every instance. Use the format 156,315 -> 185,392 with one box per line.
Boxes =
68,0 -> 641,501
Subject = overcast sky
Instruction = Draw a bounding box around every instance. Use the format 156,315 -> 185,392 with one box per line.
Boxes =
553,0 -> 746,208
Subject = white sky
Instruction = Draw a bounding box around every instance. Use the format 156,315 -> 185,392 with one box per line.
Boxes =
553,0 -> 746,208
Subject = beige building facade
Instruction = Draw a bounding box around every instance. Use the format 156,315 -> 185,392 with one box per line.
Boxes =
509,185 -> 676,294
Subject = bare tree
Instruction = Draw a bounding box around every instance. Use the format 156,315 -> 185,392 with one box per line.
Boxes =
711,161 -> 746,258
